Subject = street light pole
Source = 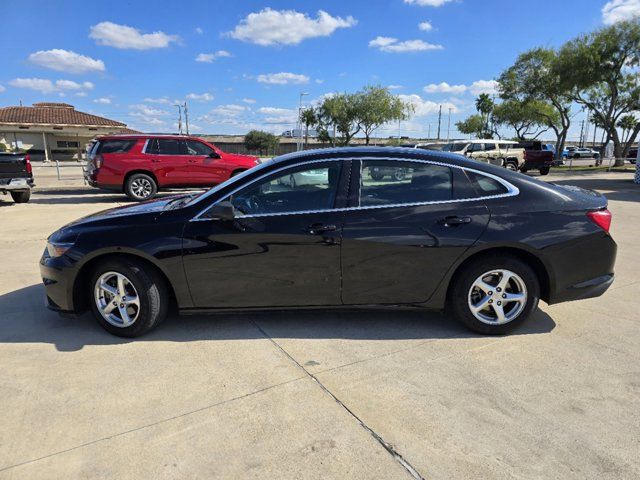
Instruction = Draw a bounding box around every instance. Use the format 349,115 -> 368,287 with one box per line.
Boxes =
297,92 -> 309,152
446,107 -> 452,141
437,105 -> 442,141
183,101 -> 190,136
174,104 -> 183,134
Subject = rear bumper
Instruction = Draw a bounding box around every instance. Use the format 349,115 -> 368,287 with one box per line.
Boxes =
550,274 -> 614,304
0,177 -> 34,191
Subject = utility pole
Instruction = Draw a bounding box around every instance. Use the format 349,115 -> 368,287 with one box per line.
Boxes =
297,92 -> 309,151
446,107 -> 452,141
427,124 -> 431,140
183,101 -> 190,136
583,110 -> 590,147
437,105 -> 442,141
174,104 -> 183,134
578,119 -> 585,147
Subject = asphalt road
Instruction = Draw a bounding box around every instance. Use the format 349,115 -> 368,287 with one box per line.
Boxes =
0,168 -> 638,479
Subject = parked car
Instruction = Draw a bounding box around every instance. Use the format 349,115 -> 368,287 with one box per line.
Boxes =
85,134 -> 260,201
516,141 -> 555,175
627,148 -> 638,164
0,152 -> 34,203
563,147 -> 600,160
41,147 -> 617,338
442,140 -> 532,172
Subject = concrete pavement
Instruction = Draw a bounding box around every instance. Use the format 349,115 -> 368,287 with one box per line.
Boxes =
0,169 -> 638,479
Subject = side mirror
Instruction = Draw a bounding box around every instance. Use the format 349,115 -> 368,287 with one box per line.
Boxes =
204,201 -> 235,220
209,151 -> 221,159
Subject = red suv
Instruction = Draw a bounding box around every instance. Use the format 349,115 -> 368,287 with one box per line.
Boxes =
85,135 -> 260,201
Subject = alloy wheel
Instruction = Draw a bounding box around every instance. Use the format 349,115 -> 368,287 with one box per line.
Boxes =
467,269 -> 527,325
130,178 -> 152,199
94,271 -> 141,328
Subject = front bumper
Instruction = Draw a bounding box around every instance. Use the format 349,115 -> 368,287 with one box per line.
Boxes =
40,249 -> 78,314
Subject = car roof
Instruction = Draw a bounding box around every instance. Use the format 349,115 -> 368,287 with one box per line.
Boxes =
97,134 -> 205,140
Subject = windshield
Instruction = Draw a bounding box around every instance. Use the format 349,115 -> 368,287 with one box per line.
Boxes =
442,143 -> 467,152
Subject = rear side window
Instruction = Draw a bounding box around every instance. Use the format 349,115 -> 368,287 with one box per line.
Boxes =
360,161 -> 453,207
96,139 -> 136,154
465,171 -> 509,196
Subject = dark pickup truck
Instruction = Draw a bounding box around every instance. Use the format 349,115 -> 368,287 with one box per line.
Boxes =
0,153 -> 34,203
517,141 -> 555,176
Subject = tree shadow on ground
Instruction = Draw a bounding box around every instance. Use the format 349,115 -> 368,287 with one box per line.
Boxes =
0,284 -> 556,352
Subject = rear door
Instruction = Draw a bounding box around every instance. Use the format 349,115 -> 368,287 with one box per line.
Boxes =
340,159 -> 490,305
151,138 -> 193,185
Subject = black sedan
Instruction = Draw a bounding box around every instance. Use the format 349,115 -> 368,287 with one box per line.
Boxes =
40,147 -> 617,337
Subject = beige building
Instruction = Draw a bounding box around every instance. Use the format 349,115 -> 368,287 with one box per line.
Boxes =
0,102 -> 136,161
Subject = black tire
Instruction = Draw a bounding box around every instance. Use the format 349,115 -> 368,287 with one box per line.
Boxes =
539,166 -> 550,176
447,255 -> 540,335
393,169 -> 407,181
125,173 -> 157,201
89,258 -> 168,337
370,171 -> 384,181
593,153 -> 600,160
10,190 -> 31,203
505,161 -> 518,172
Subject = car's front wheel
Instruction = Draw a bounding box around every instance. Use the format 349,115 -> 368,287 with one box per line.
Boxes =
448,255 -> 540,334
90,258 -> 168,337
125,173 -> 157,201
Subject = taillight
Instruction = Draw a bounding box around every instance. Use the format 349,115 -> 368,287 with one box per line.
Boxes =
24,154 -> 32,174
587,209 -> 612,233
95,154 -> 103,169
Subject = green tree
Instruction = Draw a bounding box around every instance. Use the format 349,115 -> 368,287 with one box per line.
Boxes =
354,85 -> 413,144
455,114 -> 486,138
492,100 -> 558,140
475,93 -> 495,137
300,107 -> 317,146
244,130 -> 279,156
498,48 -> 573,160
556,20 -> 640,164
316,93 -> 361,146
617,114 -> 639,144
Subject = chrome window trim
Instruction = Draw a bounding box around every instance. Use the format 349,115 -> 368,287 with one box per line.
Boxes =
190,156 -> 519,222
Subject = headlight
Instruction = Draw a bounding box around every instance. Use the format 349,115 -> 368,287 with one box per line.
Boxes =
46,241 -> 74,258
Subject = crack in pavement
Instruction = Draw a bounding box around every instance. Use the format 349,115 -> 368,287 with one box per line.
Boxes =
252,320 -> 426,480
0,375 -> 306,474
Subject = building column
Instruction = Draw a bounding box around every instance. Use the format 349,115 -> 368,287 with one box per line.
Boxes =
42,131 -> 50,163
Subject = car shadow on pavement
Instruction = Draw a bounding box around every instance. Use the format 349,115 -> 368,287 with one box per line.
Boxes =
550,176 -> 640,203
29,189 -> 202,205
0,284 -> 556,352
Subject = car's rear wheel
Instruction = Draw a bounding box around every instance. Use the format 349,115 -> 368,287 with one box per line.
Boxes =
125,173 -> 157,201
504,160 -> 518,171
448,255 -> 540,334
539,166 -> 550,175
10,190 -> 31,203
370,171 -> 384,181
90,258 -> 168,337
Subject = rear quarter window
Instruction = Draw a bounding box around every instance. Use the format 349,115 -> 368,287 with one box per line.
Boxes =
97,139 -> 137,154
465,171 -> 509,196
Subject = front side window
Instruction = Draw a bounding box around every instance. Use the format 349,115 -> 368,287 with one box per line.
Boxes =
224,162 -> 342,216
360,161 -> 453,207
186,140 -> 214,156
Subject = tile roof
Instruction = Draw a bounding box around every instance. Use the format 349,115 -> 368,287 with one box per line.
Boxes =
0,103 -> 126,127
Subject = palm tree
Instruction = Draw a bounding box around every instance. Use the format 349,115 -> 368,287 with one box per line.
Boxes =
300,108 -> 317,147
475,93 -> 495,138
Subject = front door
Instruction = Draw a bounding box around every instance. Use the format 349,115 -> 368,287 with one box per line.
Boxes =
341,159 -> 490,305
182,160 -> 349,308
185,139 -> 227,185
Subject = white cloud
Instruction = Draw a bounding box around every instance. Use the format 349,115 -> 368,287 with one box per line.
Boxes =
93,97 -> 111,104
89,21 -> 178,50
0,85 -> 5,93
228,8 -> 356,46
602,0 -> 640,24
195,27 -> 204,34
186,92 -> 214,102
424,82 -> 467,94
9,77 -> 93,93
144,96 -> 173,104
369,36 -> 443,52
388,84 -> 404,90
195,50 -> 231,63
130,104 -> 170,116
418,21 -> 433,31
242,98 -> 256,104
75,92 -> 88,97
404,0 -> 454,6
27,49 -> 105,74
469,79 -> 498,95
257,72 -> 310,85
258,107 -> 298,124
258,107 -> 295,115
398,94 -> 459,116
210,104 -> 248,117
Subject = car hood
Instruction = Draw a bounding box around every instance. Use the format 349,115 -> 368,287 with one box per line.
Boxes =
62,195 -> 183,228
223,152 -> 259,165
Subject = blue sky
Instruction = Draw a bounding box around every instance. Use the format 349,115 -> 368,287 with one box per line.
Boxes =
0,0 -> 636,139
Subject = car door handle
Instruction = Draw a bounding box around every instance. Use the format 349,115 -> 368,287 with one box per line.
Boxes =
304,223 -> 337,235
438,216 -> 472,227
